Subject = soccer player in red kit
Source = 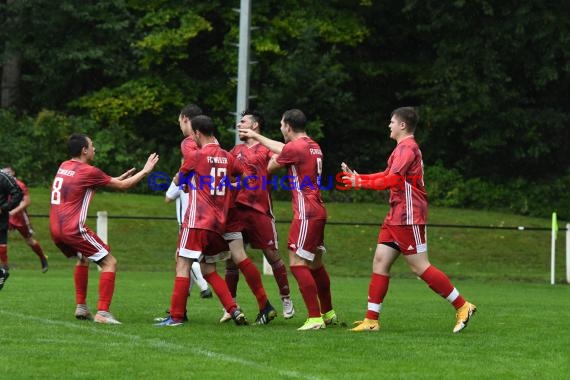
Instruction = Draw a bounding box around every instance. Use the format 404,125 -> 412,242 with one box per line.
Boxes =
156,115 -> 248,327
1,166 -> 49,272
239,109 -> 336,330
50,133 -> 159,324
342,107 -> 476,333
219,110 -> 294,325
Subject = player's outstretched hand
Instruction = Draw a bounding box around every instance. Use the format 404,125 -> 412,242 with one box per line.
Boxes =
238,128 -> 259,140
340,162 -> 356,176
340,162 -> 358,188
143,153 -> 160,174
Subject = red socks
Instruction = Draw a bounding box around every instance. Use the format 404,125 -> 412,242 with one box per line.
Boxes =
74,265 -> 89,305
365,273 -> 390,320
310,266 -> 333,314
290,265 -> 321,318
0,245 -> 8,268
224,267 -> 240,298
205,272 -> 238,315
270,260 -> 291,298
31,242 -> 46,260
238,258 -> 267,310
420,265 -> 465,309
97,271 -> 116,312
169,276 -> 190,320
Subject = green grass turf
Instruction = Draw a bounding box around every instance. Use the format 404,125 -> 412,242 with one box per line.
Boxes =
1,270 -> 568,379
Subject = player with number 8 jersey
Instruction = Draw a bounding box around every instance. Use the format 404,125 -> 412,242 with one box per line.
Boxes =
50,133 -> 159,324
49,163 -> 111,242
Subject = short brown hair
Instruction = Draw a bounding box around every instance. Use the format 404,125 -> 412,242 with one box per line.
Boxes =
391,107 -> 419,132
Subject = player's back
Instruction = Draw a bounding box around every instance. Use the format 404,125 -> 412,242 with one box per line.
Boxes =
277,136 -> 326,220
181,143 -> 242,233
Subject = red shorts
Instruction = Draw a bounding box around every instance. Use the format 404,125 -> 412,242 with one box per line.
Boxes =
9,223 -> 34,239
378,224 -> 427,255
9,212 -> 33,239
178,228 -> 230,263
52,226 -> 110,261
288,218 -> 326,262
225,207 -> 278,250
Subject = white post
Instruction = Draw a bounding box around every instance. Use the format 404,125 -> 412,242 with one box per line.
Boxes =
234,0 -> 252,145
566,223 -> 570,284
263,256 -> 273,276
96,211 -> 108,272
550,212 -> 557,285
97,211 -> 108,243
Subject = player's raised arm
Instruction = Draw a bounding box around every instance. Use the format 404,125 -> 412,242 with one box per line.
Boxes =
106,153 -> 159,190
239,128 -> 285,154
113,168 -> 136,181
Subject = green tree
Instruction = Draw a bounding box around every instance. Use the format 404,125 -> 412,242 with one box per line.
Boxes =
1,0 -> 137,111
402,1 -> 570,180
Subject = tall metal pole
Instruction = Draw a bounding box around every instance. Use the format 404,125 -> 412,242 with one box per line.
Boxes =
235,0 -> 252,145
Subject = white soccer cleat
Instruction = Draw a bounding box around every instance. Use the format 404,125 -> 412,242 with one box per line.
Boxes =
220,308 -> 232,323
75,304 -> 93,320
282,297 -> 295,319
94,311 -> 122,325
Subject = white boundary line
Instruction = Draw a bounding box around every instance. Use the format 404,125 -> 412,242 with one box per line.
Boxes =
0,310 -> 323,380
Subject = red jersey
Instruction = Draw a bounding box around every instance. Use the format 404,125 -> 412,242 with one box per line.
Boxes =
179,142 -> 243,234
382,137 -> 427,225
276,137 -> 327,220
49,160 -> 111,237
8,178 -> 29,228
230,142 -> 273,215
181,136 -> 198,158
179,136 -> 199,222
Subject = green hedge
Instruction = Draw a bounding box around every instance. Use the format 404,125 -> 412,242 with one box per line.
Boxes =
2,110 -> 567,219
0,109 -> 180,186
319,164 -> 569,219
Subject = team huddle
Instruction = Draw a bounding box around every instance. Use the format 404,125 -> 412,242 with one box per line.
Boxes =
0,105 -> 476,333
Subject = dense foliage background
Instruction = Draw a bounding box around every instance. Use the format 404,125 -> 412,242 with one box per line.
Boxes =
1,0 -> 569,218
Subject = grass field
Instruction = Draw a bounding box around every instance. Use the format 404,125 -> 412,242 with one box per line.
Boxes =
2,271 -> 568,379
1,188 -> 569,379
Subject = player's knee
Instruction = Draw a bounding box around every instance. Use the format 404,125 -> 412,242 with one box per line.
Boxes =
99,254 -> 118,271
263,248 -> 280,263
231,249 -> 247,264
